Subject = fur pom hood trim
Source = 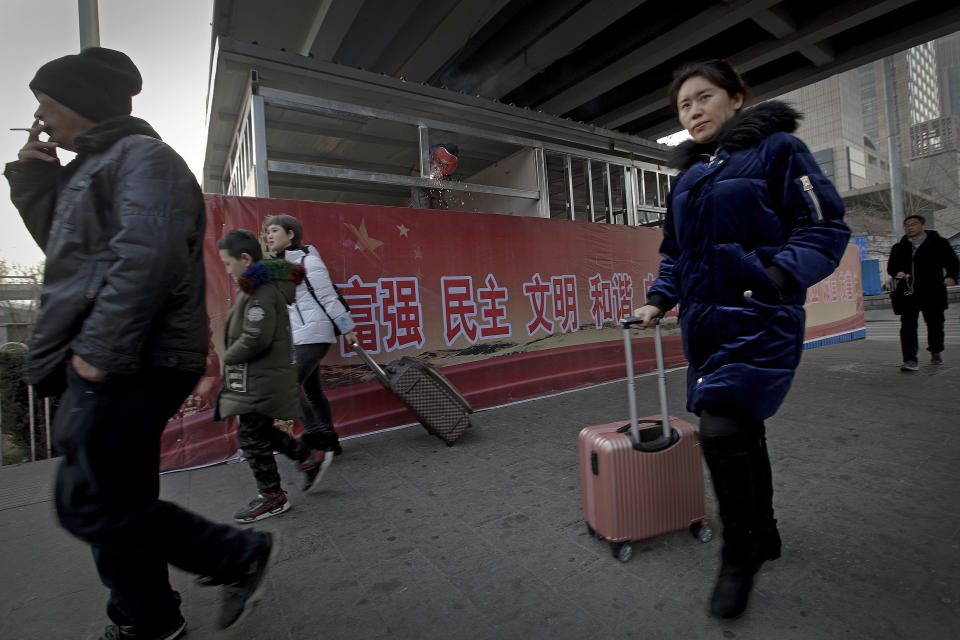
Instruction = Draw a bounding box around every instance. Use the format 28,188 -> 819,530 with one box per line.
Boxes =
668,100 -> 802,170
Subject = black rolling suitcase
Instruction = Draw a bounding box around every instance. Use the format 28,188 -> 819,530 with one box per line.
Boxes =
351,342 -> 472,445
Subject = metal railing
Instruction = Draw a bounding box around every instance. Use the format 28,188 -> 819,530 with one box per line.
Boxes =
0,342 -> 55,466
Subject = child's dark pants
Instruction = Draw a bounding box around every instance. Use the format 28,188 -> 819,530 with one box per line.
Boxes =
237,412 -> 310,492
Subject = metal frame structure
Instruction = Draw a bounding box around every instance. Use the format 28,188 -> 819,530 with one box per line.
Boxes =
217,72 -> 674,227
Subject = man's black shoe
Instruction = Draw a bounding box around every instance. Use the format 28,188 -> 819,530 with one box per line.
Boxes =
99,614 -> 185,640
218,531 -> 279,629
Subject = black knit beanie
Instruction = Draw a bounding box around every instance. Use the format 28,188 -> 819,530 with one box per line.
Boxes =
29,47 -> 142,122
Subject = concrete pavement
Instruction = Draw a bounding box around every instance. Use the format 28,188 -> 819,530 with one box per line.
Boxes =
1,318 -> 958,640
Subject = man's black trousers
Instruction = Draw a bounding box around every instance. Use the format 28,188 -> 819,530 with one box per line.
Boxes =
898,300 -> 945,361
54,365 -> 261,626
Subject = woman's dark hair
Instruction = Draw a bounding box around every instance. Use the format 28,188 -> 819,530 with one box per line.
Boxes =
264,214 -> 303,246
668,59 -> 750,113
217,229 -> 262,262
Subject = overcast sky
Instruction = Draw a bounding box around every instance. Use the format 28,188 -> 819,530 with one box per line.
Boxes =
0,0 -> 213,267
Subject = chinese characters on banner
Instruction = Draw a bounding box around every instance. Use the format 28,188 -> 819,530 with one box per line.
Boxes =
201,195 -> 863,370
804,269 -> 859,305
802,245 -> 865,342
336,271 -> 674,356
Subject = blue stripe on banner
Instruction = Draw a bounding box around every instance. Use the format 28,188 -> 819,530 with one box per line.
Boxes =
802,328 -> 867,350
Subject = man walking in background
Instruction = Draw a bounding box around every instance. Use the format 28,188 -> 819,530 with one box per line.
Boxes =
887,214 -> 959,371
4,47 -> 275,639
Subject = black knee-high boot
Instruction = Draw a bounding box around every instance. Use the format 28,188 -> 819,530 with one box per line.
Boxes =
699,411 -> 780,619
751,429 -> 781,561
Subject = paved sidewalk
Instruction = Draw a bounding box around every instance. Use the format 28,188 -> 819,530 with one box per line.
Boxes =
1,320 -> 958,640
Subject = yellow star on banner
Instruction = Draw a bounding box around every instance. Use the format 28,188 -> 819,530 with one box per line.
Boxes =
397,223 -> 410,237
344,219 -> 383,255
414,247 -> 423,260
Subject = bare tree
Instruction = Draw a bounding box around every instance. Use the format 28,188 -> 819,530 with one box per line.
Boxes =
0,260 -> 44,343
903,151 -> 960,238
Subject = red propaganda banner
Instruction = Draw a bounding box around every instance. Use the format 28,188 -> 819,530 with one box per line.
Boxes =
159,195 -> 864,471
803,244 -> 866,345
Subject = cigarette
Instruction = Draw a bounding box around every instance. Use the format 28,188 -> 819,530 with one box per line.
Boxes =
9,128 -> 34,131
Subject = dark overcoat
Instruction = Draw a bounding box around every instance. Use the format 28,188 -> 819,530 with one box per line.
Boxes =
886,230 -> 959,311
4,117 -> 208,395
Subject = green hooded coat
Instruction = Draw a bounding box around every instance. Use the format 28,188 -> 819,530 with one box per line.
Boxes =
215,259 -> 305,421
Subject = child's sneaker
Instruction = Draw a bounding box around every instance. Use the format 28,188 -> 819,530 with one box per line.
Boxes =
233,490 -> 289,524
931,352 -> 943,364
299,449 -> 334,493
900,360 -> 919,371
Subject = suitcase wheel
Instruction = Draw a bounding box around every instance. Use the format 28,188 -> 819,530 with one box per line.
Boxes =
690,519 -> 713,543
610,541 -> 633,563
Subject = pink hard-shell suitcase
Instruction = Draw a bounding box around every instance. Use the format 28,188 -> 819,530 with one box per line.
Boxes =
578,320 -> 712,562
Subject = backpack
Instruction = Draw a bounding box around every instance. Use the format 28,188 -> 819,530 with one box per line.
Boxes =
299,246 -> 350,335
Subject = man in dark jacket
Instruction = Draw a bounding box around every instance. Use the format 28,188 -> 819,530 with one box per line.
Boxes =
887,215 -> 959,370
4,47 -> 274,639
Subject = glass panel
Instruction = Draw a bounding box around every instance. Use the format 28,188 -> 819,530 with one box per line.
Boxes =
592,163 -> 610,223
658,173 -> 670,206
643,170 -> 659,207
610,167 -> 627,225
544,152 -> 569,219
571,158 -> 590,222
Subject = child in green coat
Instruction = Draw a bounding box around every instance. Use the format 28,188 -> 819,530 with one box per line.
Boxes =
216,229 -> 333,523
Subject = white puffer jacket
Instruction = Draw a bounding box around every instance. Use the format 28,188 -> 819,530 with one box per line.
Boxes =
282,245 -> 355,345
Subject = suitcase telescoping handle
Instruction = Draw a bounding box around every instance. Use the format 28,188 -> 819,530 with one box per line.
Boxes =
350,340 -> 391,387
620,317 -> 675,452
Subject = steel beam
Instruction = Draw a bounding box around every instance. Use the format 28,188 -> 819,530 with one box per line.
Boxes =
398,0 -> 511,83
477,0 -> 647,98
299,0 -> 334,56
267,161 -> 540,199
540,0 -> 780,116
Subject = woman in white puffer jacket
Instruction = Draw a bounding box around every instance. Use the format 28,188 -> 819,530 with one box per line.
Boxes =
265,214 -> 357,456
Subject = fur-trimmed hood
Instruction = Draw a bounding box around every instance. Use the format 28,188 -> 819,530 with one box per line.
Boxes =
237,259 -> 305,302
668,100 -> 802,170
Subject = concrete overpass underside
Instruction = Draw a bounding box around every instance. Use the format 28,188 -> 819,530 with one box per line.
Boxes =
212,0 -> 960,140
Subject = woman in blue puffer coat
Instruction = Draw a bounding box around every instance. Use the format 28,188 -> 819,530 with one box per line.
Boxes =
634,59 -> 850,619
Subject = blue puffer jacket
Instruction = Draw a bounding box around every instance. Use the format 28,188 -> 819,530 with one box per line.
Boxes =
648,101 -> 850,420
